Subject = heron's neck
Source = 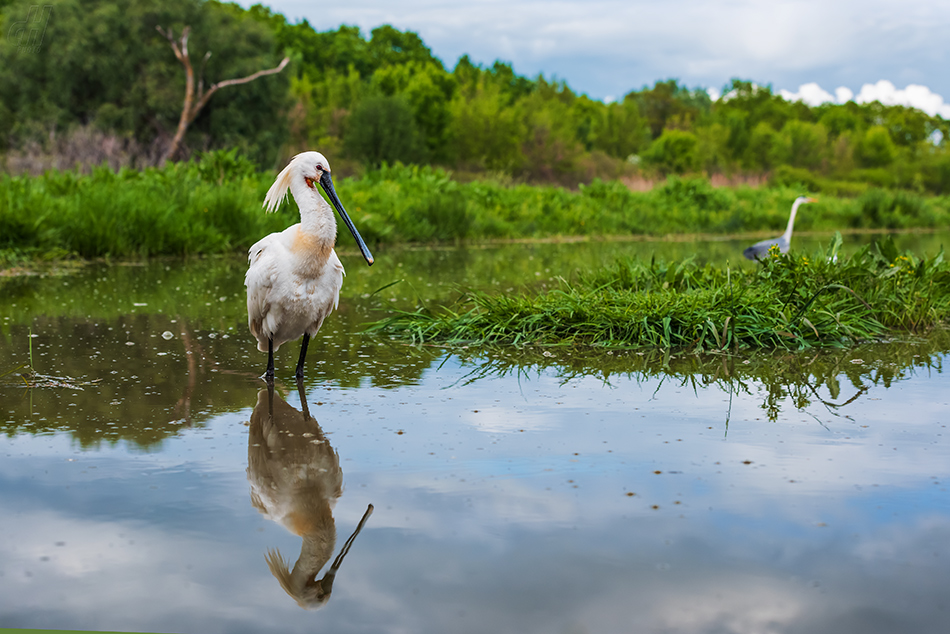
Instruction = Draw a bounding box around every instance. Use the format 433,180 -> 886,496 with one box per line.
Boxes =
783,201 -> 802,242
291,181 -> 337,245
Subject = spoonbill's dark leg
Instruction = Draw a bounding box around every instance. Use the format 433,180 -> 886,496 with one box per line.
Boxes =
295,375 -> 311,420
295,333 -> 310,380
265,376 -> 276,417
264,338 -> 275,381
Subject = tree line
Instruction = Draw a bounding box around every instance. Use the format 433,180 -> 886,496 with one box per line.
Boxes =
1,0 -> 948,193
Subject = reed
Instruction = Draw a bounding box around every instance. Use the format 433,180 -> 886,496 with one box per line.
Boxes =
3,155 -> 950,260
0,154 -> 293,258
368,235 -> 950,350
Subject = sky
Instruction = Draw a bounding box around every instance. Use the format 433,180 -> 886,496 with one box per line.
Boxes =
243,0 -> 950,118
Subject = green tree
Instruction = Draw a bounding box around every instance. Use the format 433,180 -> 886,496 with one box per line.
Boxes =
517,76 -> 586,182
286,65 -> 363,156
855,125 -> 897,168
275,22 -> 439,82
746,121 -> 785,170
712,80 -> 796,163
276,23 -> 372,79
486,60 -> 535,102
367,25 -> 440,68
920,148 -> 950,193
447,74 -> 525,172
0,0 -> 288,164
695,122 -> 732,173
829,131 -> 857,174
874,103 -> 931,146
641,129 -> 701,174
817,102 -> 861,139
572,96 -> 647,158
631,79 -> 709,139
781,120 -> 827,170
371,61 -> 456,161
344,93 -> 426,167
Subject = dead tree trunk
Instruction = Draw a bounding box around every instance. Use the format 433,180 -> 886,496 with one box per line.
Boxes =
157,25 -> 289,164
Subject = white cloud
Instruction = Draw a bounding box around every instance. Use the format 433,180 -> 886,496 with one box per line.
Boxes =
779,82 -> 837,107
854,80 -> 950,118
835,86 -> 854,103
777,80 -> 950,119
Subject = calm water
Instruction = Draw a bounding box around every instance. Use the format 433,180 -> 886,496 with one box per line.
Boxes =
2,233 -> 949,634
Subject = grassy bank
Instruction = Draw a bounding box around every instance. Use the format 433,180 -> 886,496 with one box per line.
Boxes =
368,236 -> 950,350
2,153 -> 950,261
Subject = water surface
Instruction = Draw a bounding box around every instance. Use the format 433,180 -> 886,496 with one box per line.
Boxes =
1,235 -> 949,634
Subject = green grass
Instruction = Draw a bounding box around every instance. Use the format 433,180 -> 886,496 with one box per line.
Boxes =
346,166 -> 950,243
2,153 -> 950,261
0,155 -> 291,259
367,235 -> 950,351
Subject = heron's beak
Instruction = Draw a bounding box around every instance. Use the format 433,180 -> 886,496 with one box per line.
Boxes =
319,171 -> 374,266
806,197 -> 818,203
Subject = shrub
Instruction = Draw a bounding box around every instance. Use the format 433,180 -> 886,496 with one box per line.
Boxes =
641,129 -> 701,174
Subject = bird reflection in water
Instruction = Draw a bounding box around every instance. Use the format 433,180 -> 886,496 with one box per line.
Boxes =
248,379 -> 373,609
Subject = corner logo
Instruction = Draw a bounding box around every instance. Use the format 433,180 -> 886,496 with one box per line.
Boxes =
7,5 -> 53,54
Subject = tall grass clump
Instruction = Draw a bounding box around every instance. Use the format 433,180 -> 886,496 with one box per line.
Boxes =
368,235 -> 950,351
0,150 -> 294,258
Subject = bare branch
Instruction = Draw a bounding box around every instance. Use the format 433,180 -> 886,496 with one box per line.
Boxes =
158,24 -> 290,164
213,56 -> 289,91
155,25 -> 189,63
193,57 -> 290,114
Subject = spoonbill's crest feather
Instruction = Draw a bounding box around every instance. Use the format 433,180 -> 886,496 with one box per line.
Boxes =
263,161 -> 295,213
262,152 -> 331,213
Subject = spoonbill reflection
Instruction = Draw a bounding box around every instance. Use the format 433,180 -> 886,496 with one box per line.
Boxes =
743,196 -> 817,260
246,151 -> 374,380
248,380 -> 373,609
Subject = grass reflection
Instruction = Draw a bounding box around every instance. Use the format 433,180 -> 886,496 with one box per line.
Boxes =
0,313 -> 438,449
440,329 -> 949,423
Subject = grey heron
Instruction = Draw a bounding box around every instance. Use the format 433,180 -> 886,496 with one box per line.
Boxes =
743,196 -> 817,260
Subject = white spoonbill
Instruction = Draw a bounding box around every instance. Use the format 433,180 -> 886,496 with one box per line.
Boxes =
246,151 -> 374,380
742,196 -> 817,260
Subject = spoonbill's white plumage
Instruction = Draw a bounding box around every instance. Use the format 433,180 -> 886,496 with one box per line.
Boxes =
743,196 -> 817,260
245,151 -> 373,380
